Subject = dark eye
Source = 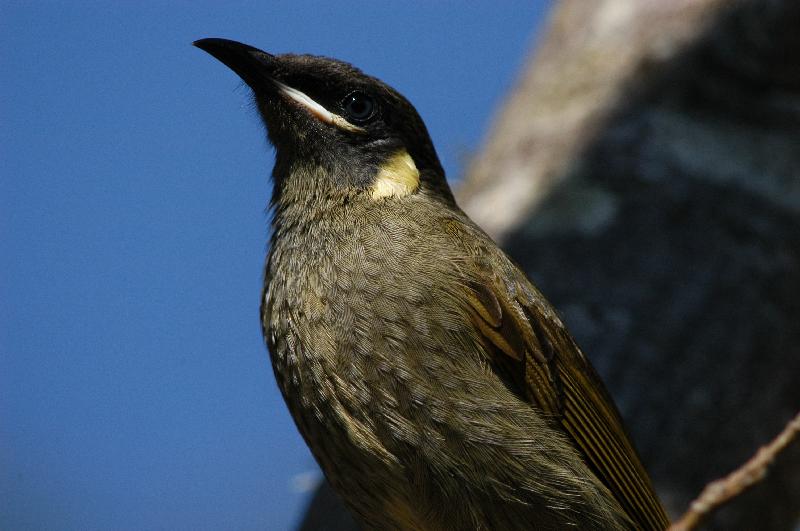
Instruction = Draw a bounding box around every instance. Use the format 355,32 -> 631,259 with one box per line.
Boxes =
341,91 -> 375,123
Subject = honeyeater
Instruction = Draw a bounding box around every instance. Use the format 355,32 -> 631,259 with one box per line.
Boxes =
195,37 -> 669,531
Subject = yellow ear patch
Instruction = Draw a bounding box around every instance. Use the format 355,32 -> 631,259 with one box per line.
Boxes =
370,150 -> 420,199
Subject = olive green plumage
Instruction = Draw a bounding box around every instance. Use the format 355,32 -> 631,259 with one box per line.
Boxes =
195,38 -> 669,531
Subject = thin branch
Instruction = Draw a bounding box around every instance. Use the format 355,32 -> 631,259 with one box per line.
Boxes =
668,411 -> 800,531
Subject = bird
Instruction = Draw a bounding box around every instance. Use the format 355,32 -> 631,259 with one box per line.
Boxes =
195,37 -> 669,531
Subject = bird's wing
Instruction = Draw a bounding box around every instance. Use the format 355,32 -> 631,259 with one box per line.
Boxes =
465,266 -> 669,531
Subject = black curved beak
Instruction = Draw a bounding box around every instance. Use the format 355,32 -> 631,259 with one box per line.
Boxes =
193,38 -> 276,90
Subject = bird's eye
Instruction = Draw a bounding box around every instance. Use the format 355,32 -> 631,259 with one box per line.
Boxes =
341,91 -> 376,123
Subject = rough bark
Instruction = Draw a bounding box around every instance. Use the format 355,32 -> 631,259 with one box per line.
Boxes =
299,1 -> 800,529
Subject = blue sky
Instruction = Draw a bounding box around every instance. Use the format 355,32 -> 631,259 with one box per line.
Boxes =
1,2 -> 550,529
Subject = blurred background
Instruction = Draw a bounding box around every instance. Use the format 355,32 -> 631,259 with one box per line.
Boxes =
1,2 -> 552,530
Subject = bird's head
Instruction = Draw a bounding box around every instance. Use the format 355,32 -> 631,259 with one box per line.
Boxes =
194,38 -> 453,204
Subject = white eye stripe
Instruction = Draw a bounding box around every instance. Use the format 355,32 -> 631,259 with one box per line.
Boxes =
274,81 -> 365,134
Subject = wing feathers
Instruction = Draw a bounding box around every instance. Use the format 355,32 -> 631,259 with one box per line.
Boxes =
465,272 -> 669,530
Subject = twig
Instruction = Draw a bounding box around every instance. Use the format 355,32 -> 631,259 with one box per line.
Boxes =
668,411 -> 800,531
